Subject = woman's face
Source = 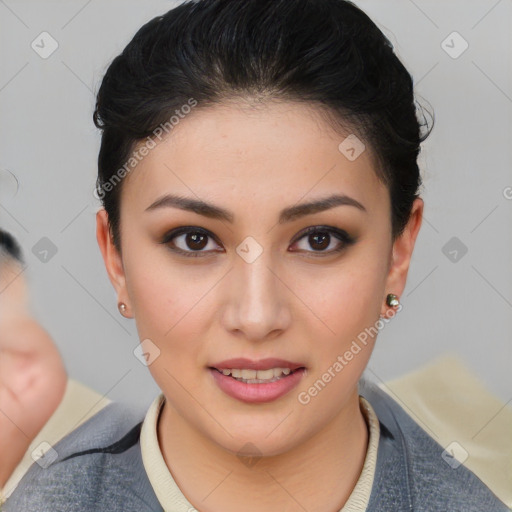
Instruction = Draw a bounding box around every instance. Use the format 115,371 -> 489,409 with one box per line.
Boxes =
97,100 -> 422,457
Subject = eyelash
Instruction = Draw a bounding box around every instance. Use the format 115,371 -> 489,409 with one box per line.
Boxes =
160,225 -> 356,258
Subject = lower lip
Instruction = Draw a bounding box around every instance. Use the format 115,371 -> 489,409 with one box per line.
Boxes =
209,368 -> 306,404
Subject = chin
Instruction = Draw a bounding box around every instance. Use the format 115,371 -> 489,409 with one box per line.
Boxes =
224,439 -> 293,462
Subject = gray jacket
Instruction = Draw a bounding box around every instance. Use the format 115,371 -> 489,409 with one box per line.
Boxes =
4,379 -> 510,511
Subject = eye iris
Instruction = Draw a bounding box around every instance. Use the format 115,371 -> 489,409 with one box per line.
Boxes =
310,232 -> 329,250
187,232 -> 208,250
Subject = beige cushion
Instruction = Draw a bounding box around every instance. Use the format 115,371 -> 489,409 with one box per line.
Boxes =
378,353 -> 511,509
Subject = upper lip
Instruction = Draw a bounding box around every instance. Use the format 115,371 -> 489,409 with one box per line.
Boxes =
209,358 -> 305,371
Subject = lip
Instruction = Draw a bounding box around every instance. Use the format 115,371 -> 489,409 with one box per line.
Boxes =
209,367 -> 306,403
209,357 -> 305,371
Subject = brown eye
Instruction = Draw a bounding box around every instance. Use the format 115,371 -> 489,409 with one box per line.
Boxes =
289,226 -> 355,256
184,232 -> 208,250
161,227 -> 222,257
308,232 -> 330,251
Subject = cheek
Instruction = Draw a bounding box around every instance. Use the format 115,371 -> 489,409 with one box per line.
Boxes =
294,263 -> 384,414
303,259 -> 385,339
122,243 -> 186,347
124,259 -> 206,396
126,266 -> 174,337
123,248 -> 211,359
296,255 -> 387,392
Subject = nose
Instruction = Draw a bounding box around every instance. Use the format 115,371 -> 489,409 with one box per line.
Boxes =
221,249 -> 291,342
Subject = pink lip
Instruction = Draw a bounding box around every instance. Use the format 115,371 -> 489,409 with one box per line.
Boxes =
209,367 -> 306,403
209,357 -> 305,371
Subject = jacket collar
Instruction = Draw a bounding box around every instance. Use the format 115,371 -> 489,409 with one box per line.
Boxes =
359,378 -> 414,511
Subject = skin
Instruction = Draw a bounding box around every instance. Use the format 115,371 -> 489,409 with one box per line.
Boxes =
97,100 -> 423,512
0,252 -> 67,489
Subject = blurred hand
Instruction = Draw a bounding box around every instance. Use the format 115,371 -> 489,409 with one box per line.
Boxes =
0,231 -> 67,488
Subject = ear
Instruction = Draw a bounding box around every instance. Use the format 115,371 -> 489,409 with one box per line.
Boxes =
96,208 -> 132,317
381,197 -> 424,316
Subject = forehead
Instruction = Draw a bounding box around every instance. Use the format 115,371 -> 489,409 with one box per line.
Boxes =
122,101 -> 387,217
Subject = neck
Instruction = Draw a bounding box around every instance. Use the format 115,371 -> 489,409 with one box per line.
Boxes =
157,388 -> 369,512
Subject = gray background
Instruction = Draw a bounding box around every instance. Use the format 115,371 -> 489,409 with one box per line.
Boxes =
0,0 -> 511,412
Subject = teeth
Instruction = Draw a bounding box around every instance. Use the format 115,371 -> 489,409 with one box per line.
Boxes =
251,369 -> 272,380
218,367 -> 293,380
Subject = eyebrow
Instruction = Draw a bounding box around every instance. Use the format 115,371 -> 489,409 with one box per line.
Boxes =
145,193 -> 367,224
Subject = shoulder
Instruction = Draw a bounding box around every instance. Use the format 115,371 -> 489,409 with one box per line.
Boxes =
4,401 -> 162,512
360,379 -> 511,511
